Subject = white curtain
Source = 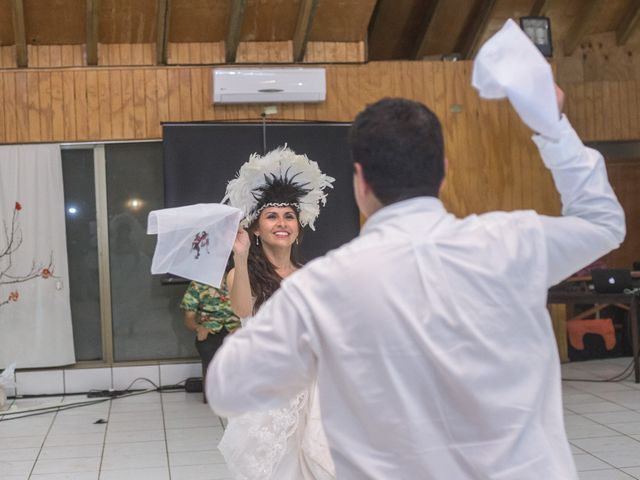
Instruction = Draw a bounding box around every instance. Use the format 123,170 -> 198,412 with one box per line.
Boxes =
0,145 -> 75,368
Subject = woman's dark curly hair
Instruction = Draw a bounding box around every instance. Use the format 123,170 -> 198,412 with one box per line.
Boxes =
246,210 -> 304,313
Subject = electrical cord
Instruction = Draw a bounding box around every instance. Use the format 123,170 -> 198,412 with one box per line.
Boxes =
0,377 -> 189,421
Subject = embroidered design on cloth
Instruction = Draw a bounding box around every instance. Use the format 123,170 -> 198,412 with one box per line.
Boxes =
191,230 -> 210,259
222,146 -> 335,231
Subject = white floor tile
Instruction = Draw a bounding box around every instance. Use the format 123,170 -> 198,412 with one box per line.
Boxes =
573,453 -> 614,472
0,434 -> 45,448
579,469 -> 636,479
44,432 -> 106,447
591,448 -> 640,469
168,449 -> 226,466
6,358 -> 640,480
31,456 -> 101,475
100,452 -> 168,471
0,460 -> 36,477
608,422 -> 640,435
98,467 -> 170,480
1,446 -> 40,461
583,411 -> 640,424
30,473 -> 99,480
170,463 -> 232,480
103,419 -> 163,433
39,444 -> 104,460
567,402 -> 629,414
104,428 -> 165,444
572,435 -> 640,453
102,440 -> 166,457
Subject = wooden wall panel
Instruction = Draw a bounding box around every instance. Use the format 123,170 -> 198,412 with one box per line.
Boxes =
166,42 -> 225,65
604,161 -> 640,269
236,41 -> 293,63
0,46 -> 15,68
1,60 -> 639,225
562,78 -> 640,141
99,43 -> 155,66
303,41 -> 365,63
28,45 -> 84,67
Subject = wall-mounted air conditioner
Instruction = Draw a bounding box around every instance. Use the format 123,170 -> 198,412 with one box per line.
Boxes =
213,67 -> 326,104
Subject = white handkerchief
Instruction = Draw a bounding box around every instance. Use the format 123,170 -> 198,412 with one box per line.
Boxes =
147,203 -> 242,288
472,18 -> 560,139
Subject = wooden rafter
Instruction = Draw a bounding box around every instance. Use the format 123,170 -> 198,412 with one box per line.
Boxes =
616,0 -> 640,46
86,0 -> 99,66
156,0 -> 169,64
455,0 -> 496,59
226,0 -> 247,63
529,0 -> 551,17
12,0 -> 27,67
293,0 -> 318,62
563,0 -> 601,56
413,0 -> 442,60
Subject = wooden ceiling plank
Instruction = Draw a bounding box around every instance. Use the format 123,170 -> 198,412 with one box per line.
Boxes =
226,0 -> 247,63
529,0 -> 551,17
455,0 -> 497,59
86,0 -> 99,65
293,0 -> 319,62
563,0 -> 602,56
413,0 -> 442,60
616,0 -> 640,46
12,0 -> 26,67
156,0 -> 169,64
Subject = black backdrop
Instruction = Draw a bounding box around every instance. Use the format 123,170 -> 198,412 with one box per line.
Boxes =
162,122 -> 359,263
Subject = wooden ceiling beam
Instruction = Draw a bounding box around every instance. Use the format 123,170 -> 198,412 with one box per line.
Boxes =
529,0 -> 551,17
86,0 -> 99,66
293,0 -> 318,62
563,0 -> 602,56
616,0 -> 640,46
455,0 -> 496,59
413,0 -> 441,59
12,0 -> 27,67
156,0 -> 169,64
226,0 -> 247,63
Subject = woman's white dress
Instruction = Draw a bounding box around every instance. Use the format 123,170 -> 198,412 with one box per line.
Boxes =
218,382 -> 335,480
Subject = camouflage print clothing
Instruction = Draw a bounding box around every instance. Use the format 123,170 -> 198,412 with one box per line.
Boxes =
180,280 -> 240,333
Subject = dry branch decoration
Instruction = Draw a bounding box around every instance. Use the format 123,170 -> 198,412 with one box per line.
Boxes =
0,202 -> 56,309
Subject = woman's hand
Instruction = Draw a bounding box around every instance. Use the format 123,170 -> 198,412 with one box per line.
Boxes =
196,325 -> 210,341
233,228 -> 251,259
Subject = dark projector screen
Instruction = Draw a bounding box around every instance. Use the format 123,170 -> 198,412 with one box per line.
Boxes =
162,122 -> 360,263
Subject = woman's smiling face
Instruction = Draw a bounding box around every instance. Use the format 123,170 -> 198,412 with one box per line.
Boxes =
255,206 -> 300,247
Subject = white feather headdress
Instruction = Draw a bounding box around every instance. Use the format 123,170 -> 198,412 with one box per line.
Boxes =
222,146 -> 335,231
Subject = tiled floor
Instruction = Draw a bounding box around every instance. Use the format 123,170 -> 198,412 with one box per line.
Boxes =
1,357 -> 640,479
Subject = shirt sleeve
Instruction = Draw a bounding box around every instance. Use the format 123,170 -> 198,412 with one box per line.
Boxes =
532,115 -> 626,286
205,281 -> 316,418
180,281 -> 201,312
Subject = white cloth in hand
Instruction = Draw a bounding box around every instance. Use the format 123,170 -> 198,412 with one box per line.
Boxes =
472,18 -> 560,139
147,203 -> 242,288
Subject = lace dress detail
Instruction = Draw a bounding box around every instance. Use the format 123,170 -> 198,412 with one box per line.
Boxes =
218,383 -> 335,480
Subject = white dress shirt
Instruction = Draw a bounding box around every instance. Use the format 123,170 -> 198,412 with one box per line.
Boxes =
207,115 -> 625,479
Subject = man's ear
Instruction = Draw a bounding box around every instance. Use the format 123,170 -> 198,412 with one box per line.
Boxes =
353,162 -> 368,197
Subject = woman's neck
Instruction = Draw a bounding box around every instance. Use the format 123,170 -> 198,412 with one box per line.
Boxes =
262,245 -> 296,277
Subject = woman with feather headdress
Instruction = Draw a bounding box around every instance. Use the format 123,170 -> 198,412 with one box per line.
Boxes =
217,146 -> 336,480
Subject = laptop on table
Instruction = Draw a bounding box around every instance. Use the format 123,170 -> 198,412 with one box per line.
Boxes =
591,269 -> 634,294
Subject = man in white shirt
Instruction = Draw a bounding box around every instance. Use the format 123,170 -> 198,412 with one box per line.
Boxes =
207,90 -> 625,479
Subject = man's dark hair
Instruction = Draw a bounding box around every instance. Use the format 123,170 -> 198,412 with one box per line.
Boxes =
349,97 -> 445,205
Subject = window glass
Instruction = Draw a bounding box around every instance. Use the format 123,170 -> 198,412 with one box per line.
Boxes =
61,148 -> 102,361
105,143 -> 197,361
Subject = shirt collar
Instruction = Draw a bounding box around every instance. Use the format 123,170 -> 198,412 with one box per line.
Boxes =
360,196 -> 446,235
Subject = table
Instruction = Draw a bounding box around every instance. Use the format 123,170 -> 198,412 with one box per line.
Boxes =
547,290 -> 640,383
